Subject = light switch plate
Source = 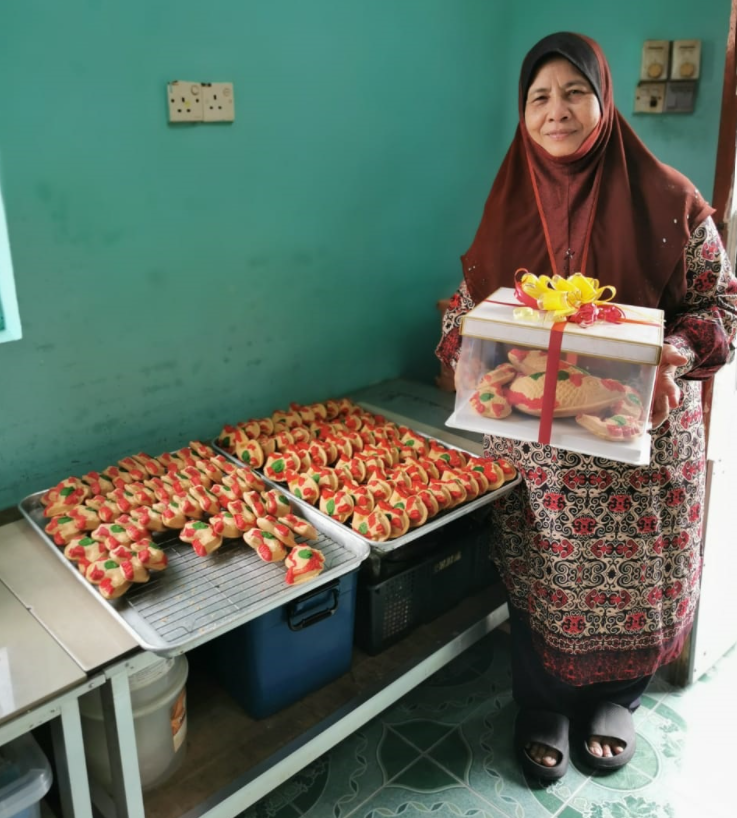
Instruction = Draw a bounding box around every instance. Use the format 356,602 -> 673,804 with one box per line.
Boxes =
671,40 -> 701,80
634,82 -> 665,114
202,82 -> 235,122
167,81 -> 204,123
664,80 -> 697,113
640,40 -> 670,81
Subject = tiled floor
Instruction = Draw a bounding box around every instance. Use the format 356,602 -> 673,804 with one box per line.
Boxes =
240,629 -> 736,818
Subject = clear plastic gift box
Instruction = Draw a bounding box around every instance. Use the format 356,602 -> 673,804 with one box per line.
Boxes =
446,286 -> 664,465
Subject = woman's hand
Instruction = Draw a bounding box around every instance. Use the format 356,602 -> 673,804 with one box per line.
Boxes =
650,343 -> 689,428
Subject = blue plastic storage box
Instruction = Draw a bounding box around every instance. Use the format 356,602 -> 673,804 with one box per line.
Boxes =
209,570 -> 358,719
0,735 -> 53,818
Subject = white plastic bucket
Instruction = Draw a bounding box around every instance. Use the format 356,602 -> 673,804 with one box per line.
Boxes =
79,655 -> 188,792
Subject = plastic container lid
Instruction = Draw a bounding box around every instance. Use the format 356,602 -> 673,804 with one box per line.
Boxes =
79,655 -> 188,720
0,734 -> 53,818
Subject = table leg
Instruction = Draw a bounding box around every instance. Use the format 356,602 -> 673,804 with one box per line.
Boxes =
50,699 -> 93,818
100,672 -> 145,818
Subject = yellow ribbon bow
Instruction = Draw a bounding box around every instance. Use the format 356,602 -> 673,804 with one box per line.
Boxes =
513,271 -> 617,323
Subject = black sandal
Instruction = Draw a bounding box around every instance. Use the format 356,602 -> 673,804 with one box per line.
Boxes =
583,701 -> 637,771
514,708 -> 570,781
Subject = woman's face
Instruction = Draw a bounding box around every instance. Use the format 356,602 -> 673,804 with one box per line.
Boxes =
524,57 -> 601,157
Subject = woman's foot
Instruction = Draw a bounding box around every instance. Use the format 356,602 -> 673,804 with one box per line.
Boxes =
515,709 -> 570,780
583,703 -> 636,770
587,735 -> 625,758
526,742 -> 562,767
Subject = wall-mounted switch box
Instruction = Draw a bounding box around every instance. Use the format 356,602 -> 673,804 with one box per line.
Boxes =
671,40 -> 701,80
640,40 -> 670,81
664,80 -> 697,113
634,82 -> 665,114
202,82 -> 235,122
167,81 -> 204,123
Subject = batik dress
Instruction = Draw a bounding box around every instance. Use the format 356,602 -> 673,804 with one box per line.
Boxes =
437,217 -> 737,684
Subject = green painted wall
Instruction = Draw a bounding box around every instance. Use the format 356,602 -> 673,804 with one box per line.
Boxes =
0,0 -> 731,508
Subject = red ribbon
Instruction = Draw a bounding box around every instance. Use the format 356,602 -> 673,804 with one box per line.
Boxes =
538,322 -> 566,445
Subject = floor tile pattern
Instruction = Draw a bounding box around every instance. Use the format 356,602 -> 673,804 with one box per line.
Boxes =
240,630 -> 737,818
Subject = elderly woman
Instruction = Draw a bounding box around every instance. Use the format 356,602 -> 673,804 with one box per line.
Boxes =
437,32 -> 737,780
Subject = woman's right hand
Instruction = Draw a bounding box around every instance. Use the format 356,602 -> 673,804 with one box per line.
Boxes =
650,343 -> 689,428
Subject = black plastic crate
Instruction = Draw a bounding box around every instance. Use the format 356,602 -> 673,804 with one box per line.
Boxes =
354,513 -> 496,655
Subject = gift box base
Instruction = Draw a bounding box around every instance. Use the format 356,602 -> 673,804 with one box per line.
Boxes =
206,571 -> 358,719
447,397 -> 652,466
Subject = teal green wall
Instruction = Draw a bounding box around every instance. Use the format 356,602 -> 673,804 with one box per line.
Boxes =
0,0 -> 731,508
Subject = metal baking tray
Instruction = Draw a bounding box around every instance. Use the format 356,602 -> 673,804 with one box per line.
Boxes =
19,490 -> 369,657
211,422 -> 521,555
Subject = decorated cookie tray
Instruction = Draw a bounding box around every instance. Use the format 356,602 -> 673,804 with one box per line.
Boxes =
212,433 -> 521,556
19,489 -> 369,656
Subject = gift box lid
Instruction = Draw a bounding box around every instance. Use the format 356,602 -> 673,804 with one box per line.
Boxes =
461,287 -> 664,366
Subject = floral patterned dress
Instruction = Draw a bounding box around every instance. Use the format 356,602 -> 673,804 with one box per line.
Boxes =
437,217 -> 737,684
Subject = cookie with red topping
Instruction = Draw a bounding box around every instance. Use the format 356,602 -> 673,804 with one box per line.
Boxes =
285,546 -> 325,585
81,471 -> 115,497
351,508 -> 392,542
262,489 -> 292,518
438,473 -> 468,507
426,480 -> 453,512
125,482 -> 157,507
411,482 -> 440,519
209,512 -> 241,539
334,456 -> 366,484
234,437 -> 265,469
377,500 -> 410,539
242,490 -> 267,518
179,465 -> 211,490
159,497 -> 188,529
189,441 -> 215,459
243,528 -> 287,562
180,521 -> 223,557
101,465 -> 134,486
89,496 -> 123,523
365,476 -> 394,503
496,458 -> 517,482
319,489 -> 354,523
256,515 -> 299,548
470,388 -> 513,419
263,452 -> 299,482
133,541 -> 168,571
129,453 -> 166,477
210,481 -> 241,508
223,466 -> 265,494
575,413 -> 645,441
43,479 -> 91,517
187,485 -> 220,516
226,500 -> 257,531
342,479 -> 376,514
399,428 -> 429,457
286,471 -> 320,505
64,536 -> 107,563
117,457 -> 148,483
464,462 -> 490,494
280,513 -> 319,541
389,486 -> 429,528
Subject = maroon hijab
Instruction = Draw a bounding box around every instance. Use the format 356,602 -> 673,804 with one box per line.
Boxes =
462,32 -> 714,317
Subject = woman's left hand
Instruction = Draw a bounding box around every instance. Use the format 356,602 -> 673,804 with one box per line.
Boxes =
650,343 -> 689,428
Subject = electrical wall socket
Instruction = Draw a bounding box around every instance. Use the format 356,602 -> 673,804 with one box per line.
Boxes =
167,81 -> 204,123
634,82 -> 665,114
202,82 -> 235,122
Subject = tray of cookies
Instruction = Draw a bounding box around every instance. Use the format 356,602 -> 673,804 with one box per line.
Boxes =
19,441 -> 369,656
212,397 -> 521,554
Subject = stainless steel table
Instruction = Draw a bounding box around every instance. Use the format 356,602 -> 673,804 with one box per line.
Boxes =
2,379 -> 508,818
